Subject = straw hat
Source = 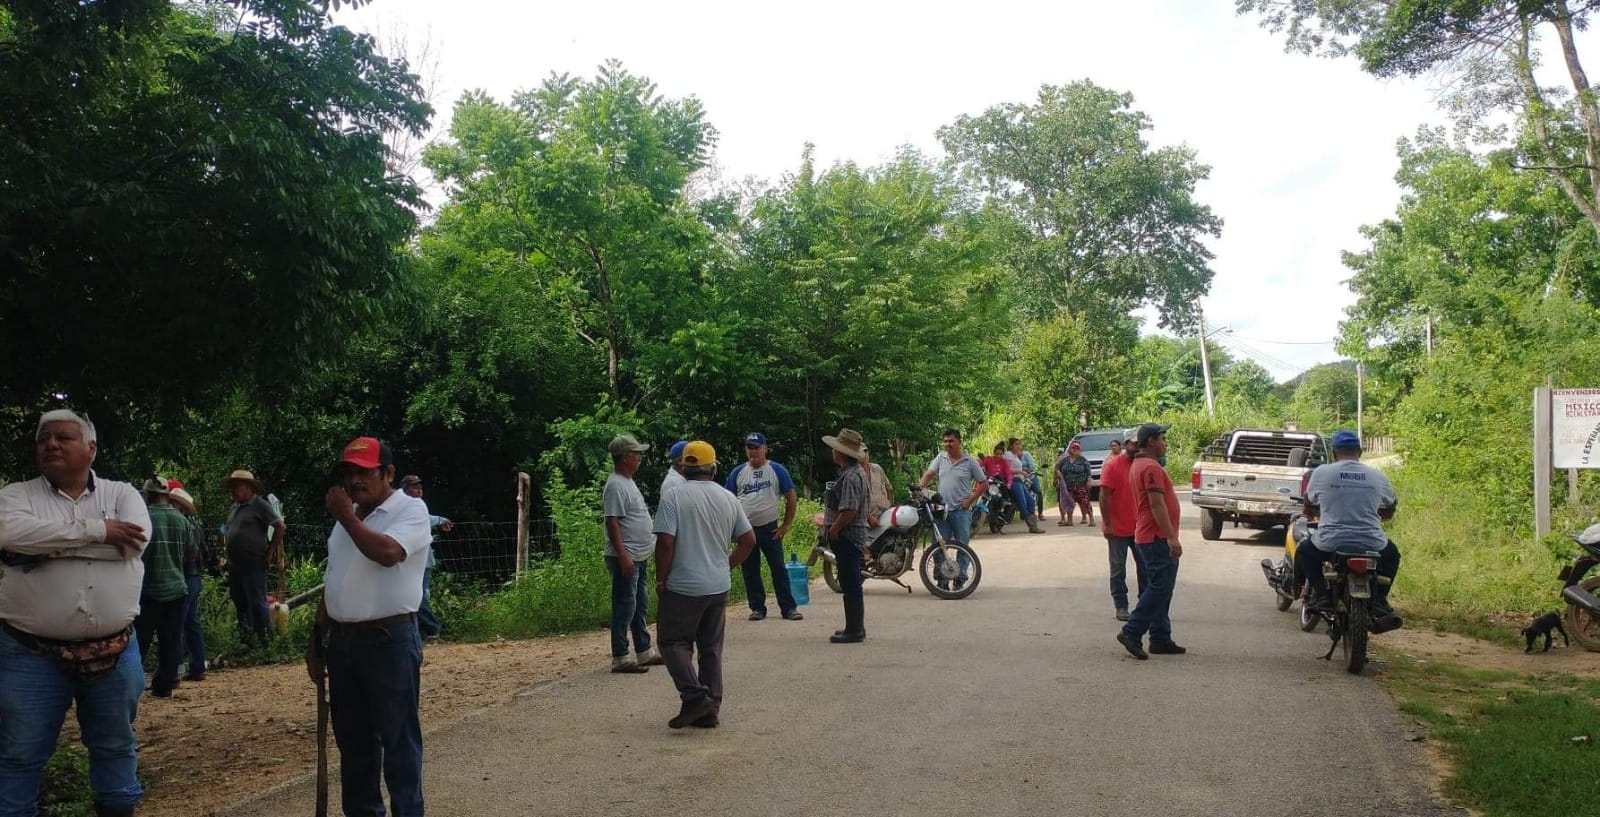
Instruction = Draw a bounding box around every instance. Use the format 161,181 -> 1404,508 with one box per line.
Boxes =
221,469 -> 263,493
822,428 -> 867,462
169,488 -> 198,515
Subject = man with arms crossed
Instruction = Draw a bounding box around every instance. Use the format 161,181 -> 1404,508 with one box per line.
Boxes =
1116,424 -> 1187,660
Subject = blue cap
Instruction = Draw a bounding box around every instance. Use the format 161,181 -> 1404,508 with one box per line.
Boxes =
744,432 -> 767,447
668,440 -> 688,462
1330,430 -> 1362,450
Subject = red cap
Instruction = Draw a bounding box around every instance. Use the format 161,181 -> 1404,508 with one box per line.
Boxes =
339,437 -> 392,470
166,478 -> 185,490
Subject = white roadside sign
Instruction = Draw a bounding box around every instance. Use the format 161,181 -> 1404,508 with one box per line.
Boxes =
1552,388 -> 1600,468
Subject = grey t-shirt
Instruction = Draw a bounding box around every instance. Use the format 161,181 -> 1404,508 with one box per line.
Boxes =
603,473 -> 655,560
225,495 -> 281,561
925,452 -> 985,508
653,480 -> 753,597
1305,460 -> 1397,552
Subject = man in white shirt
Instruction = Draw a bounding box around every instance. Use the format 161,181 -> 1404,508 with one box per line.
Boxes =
653,441 -> 757,729
660,439 -> 688,501
0,409 -> 151,817
306,437 -> 432,817
724,431 -> 802,620
603,435 -> 662,673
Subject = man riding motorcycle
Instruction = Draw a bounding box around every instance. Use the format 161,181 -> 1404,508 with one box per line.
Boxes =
1295,430 -> 1402,618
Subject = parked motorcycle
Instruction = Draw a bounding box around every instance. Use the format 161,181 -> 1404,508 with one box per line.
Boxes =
809,483 -> 983,600
1558,524 -> 1600,652
972,477 -> 1015,535
1305,544 -> 1401,674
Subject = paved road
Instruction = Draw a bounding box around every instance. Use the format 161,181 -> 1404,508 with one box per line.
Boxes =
234,496 -> 1462,817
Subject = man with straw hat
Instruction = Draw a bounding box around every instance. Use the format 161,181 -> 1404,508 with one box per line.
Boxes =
821,428 -> 872,643
167,481 -> 208,681
222,468 -> 284,650
134,478 -> 194,698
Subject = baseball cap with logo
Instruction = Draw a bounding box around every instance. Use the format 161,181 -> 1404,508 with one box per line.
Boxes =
744,432 -> 767,447
680,440 -> 717,467
1330,430 -> 1362,450
338,436 -> 393,470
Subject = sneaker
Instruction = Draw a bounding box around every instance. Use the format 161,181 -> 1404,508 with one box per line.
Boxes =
669,699 -> 717,729
781,610 -> 804,621
1114,607 -> 1130,622
1116,632 -> 1148,660
748,611 -> 767,621
636,647 -> 665,667
1148,641 -> 1187,655
610,656 -> 648,674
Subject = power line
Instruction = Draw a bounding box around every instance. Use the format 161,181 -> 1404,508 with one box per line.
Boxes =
1225,335 -> 1337,346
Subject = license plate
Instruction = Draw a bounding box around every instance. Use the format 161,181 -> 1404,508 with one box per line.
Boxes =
1237,501 -> 1270,513
1349,575 -> 1372,598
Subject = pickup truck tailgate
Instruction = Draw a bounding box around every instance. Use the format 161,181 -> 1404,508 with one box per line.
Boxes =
1196,462 -> 1303,503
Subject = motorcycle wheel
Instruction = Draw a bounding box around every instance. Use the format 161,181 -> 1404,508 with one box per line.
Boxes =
1343,599 -> 1371,674
1298,594 -> 1320,632
1276,591 -> 1294,612
821,560 -> 843,594
1565,575 -> 1600,652
919,543 -> 981,600
1276,568 -> 1299,612
988,509 -> 1005,534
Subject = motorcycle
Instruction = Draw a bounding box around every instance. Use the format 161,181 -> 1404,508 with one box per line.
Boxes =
1260,514 -> 1321,632
972,477 -> 1015,535
1558,524 -> 1600,652
1305,544 -> 1402,674
809,483 -> 983,600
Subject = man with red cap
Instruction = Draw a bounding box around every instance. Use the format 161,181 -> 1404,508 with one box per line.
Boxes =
306,437 -> 432,816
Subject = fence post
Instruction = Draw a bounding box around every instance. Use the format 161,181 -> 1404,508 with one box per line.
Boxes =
515,471 -> 531,578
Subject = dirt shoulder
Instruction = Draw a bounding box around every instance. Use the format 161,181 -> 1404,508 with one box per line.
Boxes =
120,631 -> 610,817
1380,624 -> 1600,675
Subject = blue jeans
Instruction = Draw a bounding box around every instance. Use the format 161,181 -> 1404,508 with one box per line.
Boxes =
227,556 -> 270,646
1107,535 -> 1148,609
605,556 -> 652,657
1121,539 -> 1179,644
0,626 -> 145,817
739,522 -> 798,616
417,568 -> 442,639
933,508 -> 975,581
182,574 -> 207,676
1009,478 -> 1034,518
327,616 -> 424,817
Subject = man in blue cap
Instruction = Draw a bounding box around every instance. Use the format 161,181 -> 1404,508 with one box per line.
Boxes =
661,440 -> 689,501
724,432 -> 802,620
1296,430 -> 1402,621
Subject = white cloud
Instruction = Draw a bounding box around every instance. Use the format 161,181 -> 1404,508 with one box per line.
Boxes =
337,0 -> 1446,379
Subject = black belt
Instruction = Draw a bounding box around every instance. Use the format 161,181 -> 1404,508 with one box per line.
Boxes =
327,612 -> 415,632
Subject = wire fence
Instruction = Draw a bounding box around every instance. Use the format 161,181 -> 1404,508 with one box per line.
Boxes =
202,519 -> 559,590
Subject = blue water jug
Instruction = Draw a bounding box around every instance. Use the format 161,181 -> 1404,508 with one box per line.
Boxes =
786,552 -> 810,606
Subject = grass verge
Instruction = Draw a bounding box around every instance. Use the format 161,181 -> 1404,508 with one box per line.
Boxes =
1378,650 -> 1600,817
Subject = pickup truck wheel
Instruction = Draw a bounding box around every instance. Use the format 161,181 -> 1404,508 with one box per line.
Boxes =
1200,509 -> 1223,541
1287,447 -> 1310,468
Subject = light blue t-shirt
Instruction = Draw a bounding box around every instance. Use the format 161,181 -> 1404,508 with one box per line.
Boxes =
724,461 -> 795,526
1305,459 -> 1397,552
603,473 -> 655,560
926,452 -> 986,507
653,480 -> 753,596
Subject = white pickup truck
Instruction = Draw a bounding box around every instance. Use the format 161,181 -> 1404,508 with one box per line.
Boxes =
1190,429 -> 1330,541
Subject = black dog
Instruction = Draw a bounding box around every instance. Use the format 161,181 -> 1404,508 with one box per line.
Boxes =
1522,612 -> 1570,653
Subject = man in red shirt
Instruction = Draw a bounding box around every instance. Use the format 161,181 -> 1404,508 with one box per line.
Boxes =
1097,428 -> 1147,621
1116,424 -> 1186,660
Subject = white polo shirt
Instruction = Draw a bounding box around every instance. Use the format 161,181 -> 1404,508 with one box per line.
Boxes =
325,489 -> 432,623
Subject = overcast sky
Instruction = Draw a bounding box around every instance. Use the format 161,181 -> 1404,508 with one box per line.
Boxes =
337,0 -> 1444,381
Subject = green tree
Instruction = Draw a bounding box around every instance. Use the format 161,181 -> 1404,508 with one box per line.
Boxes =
0,0 -> 431,440
1218,359 -> 1278,406
1293,362 -> 1359,426
1013,311 -> 1137,442
938,81 -> 1222,329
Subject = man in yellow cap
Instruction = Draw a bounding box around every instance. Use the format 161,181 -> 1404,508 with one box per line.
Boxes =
652,441 -> 757,729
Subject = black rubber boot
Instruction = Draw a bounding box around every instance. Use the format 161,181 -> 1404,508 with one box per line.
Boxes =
93,804 -> 134,817
830,597 -> 865,643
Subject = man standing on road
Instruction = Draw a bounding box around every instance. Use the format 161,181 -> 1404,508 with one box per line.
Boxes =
134,478 -> 195,698
1116,424 -> 1187,660
399,475 -> 451,641
1098,430 -> 1147,621
660,440 -> 689,501
0,409 -> 151,817
169,484 -> 208,681
222,468 -> 284,649
308,437 -> 432,817
822,429 -> 872,643
918,429 -> 987,590
1298,430 -> 1402,622
724,432 -> 802,621
602,435 -> 662,673
653,441 -> 757,729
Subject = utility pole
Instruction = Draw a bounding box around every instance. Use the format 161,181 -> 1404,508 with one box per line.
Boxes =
1356,361 -> 1364,440
1425,316 -> 1433,358
1198,307 -> 1216,418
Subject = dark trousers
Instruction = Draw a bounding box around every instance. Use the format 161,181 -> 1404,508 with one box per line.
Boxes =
605,556 -> 652,657
226,556 -> 270,647
1120,539 -> 1179,645
416,568 -> 442,639
133,595 -> 185,695
656,590 -> 727,711
1297,539 -> 1401,605
180,574 -> 206,676
739,522 -> 797,616
327,615 -> 424,817
833,531 -> 865,600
